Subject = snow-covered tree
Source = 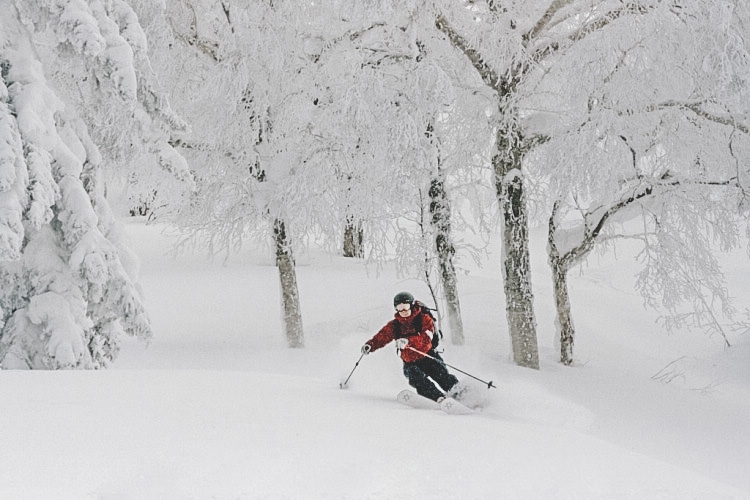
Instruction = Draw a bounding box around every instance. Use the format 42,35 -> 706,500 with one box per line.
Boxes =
160,1 -> 357,347
13,0 -> 194,218
534,1 -> 750,364
159,2 -> 486,347
334,10 -> 495,346
424,0 -> 750,369
0,0 -> 180,368
433,2 -> 545,368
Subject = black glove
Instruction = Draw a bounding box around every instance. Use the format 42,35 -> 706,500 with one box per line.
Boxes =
361,344 -> 372,355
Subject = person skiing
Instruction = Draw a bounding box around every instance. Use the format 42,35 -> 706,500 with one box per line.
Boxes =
361,291 -> 459,402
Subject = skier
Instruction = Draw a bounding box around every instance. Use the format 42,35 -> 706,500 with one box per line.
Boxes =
361,292 -> 460,402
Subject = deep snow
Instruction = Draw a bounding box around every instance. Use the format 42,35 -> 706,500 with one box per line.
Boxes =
1,218 -> 749,499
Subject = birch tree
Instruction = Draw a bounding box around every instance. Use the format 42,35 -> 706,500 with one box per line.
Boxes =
385,43 -> 468,346
356,16 -> 491,345
433,2 -> 547,368
156,2 -> 496,352
533,1 -> 750,364
427,0 -> 750,369
161,2 -> 407,347
159,1 -> 313,347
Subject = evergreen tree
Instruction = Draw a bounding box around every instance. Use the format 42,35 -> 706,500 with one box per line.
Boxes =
0,0 -> 186,368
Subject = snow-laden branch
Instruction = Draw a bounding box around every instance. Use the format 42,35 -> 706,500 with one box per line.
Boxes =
555,179 -> 663,269
556,168 -> 744,270
168,1 -> 221,61
645,100 -> 750,135
435,14 -> 503,95
522,0 -> 575,47
528,2 -> 655,65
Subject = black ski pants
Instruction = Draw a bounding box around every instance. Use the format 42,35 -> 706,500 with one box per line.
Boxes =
403,352 -> 458,402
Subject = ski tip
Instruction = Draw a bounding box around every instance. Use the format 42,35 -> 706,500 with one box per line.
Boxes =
440,397 -> 475,415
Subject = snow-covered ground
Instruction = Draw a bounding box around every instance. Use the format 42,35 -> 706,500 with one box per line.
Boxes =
2,218 -> 749,499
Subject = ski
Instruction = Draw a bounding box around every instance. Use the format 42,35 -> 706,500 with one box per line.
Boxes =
439,396 -> 475,415
396,389 -> 441,410
396,389 -> 475,414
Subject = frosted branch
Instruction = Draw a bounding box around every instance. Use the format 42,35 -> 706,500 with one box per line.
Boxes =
435,14 -> 502,94
530,2 -> 654,65
522,0 -> 575,47
646,100 -> 750,135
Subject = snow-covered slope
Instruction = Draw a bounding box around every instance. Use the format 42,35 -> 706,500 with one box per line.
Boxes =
1,218 -> 748,499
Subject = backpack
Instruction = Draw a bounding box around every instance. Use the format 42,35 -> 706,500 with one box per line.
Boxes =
393,300 -> 443,351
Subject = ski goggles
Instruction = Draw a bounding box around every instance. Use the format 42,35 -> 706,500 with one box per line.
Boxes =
395,304 -> 411,312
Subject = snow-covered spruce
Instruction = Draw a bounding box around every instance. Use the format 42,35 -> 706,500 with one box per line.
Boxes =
0,1 -> 186,369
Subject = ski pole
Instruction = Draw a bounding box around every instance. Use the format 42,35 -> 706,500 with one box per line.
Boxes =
339,352 -> 365,389
405,346 -> 496,389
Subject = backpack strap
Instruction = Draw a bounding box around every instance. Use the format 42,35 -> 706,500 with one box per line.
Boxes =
415,301 -> 442,350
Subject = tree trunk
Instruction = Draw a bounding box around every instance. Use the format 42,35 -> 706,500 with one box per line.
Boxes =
546,184 -> 658,365
343,216 -> 364,258
551,256 -> 575,365
493,128 -> 539,369
548,206 -> 575,365
428,173 -> 465,345
273,218 -> 304,348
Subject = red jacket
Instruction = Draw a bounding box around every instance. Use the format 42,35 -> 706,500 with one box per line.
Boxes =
365,305 -> 434,363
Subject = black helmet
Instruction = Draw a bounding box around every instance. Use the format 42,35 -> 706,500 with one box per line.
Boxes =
393,291 -> 414,308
